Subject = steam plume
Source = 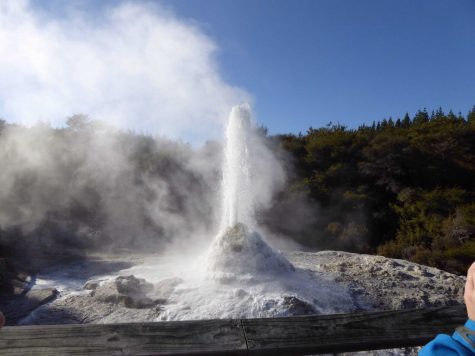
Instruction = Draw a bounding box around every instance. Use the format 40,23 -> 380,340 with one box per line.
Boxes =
0,0 -> 250,142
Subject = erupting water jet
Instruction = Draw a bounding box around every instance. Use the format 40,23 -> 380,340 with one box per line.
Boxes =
221,104 -> 253,229
207,104 -> 295,281
159,104 -> 354,320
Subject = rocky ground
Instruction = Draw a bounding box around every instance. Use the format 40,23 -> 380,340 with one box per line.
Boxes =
288,251 -> 467,356
289,251 -> 465,311
1,251 -> 467,355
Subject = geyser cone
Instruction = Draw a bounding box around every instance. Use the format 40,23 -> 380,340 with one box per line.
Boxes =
206,223 -> 295,281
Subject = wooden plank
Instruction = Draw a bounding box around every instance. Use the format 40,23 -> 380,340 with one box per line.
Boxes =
242,305 -> 468,355
0,319 -> 247,356
0,306 -> 468,355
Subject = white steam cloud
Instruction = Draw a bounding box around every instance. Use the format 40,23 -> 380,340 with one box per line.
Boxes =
0,0 -> 250,141
0,1 -> 295,268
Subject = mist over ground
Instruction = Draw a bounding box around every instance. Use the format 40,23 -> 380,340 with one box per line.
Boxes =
0,117 -> 217,264
0,114 -> 302,267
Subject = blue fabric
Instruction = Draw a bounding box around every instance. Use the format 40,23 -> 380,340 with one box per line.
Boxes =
419,320 -> 475,355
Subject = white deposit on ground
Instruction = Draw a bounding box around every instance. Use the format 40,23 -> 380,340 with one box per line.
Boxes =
22,250 -> 465,326
159,223 -> 355,320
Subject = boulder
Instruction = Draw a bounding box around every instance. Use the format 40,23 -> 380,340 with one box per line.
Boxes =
92,275 -> 155,309
282,296 -> 316,315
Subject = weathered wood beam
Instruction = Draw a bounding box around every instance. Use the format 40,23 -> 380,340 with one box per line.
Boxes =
0,319 -> 247,356
243,305 -> 467,355
0,305 -> 467,355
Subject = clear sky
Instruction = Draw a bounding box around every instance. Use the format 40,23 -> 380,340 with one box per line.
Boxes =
23,0 -> 475,135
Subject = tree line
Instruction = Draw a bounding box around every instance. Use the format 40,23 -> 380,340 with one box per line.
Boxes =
271,106 -> 475,274
1,106 -> 474,274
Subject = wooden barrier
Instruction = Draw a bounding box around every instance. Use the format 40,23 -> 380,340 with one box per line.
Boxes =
0,305 -> 467,355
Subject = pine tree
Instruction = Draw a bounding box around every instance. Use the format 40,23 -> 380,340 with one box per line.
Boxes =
402,113 -> 411,128
468,106 -> 475,123
413,109 -> 429,125
447,110 -> 457,122
388,117 -> 395,128
434,107 -> 445,121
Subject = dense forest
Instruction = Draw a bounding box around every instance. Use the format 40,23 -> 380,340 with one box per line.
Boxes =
269,106 -> 475,274
1,106 -> 475,274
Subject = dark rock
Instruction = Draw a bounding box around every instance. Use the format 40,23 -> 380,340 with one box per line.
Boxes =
282,296 -> 316,315
0,288 -> 59,325
422,270 -> 435,278
83,280 -> 100,290
395,271 -> 418,281
0,258 -> 34,296
0,257 -> 59,325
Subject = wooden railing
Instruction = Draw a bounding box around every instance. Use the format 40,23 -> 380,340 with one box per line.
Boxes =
0,305 -> 467,355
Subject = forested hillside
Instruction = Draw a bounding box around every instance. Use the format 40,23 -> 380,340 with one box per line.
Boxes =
1,107 -> 474,274
271,107 -> 475,274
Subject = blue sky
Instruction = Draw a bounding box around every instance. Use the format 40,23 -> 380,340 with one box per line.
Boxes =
26,0 -> 475,135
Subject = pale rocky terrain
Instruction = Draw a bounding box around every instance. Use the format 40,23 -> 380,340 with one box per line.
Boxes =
2,251 -> 467,355
289,251 -> 465,311
288,251 -> 466,356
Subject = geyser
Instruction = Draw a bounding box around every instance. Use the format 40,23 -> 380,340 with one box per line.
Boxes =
221,104 -> 253,228
207,104 -> 295,281
158,104 -> 355,320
